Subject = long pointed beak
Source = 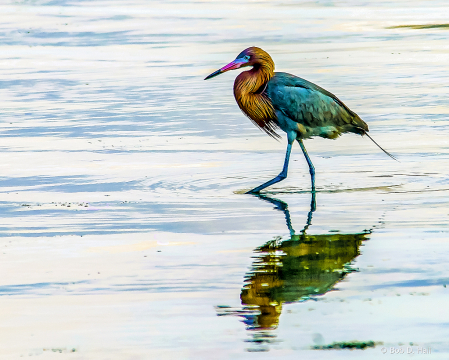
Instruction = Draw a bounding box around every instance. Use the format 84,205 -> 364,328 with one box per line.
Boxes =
204,58 -> 248,80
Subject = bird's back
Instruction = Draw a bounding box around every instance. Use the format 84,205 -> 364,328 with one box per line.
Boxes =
266,72 -> 368,139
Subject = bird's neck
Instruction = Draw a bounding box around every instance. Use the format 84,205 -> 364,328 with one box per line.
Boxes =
234,62 -> 274,96
233,62 -> 278,137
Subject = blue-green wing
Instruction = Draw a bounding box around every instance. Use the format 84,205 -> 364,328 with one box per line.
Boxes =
266,72 -> 367,131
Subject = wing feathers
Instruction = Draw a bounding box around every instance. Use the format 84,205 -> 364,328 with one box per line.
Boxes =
266,72 -> 368,133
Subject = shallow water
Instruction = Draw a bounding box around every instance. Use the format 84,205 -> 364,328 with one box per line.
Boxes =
1,0 -> 449,358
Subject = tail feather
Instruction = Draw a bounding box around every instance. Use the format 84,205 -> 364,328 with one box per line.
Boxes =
363,132 -> 398,162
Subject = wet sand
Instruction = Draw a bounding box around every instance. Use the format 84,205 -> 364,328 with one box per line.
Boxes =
0,1 -> 449,359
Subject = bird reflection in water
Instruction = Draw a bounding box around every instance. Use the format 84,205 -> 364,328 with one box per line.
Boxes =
216,193 -> 371,349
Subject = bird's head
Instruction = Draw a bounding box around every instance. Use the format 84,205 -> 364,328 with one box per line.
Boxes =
204,47 -> 274,80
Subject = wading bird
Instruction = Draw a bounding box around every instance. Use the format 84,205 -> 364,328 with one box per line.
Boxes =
205,47 -> 395,194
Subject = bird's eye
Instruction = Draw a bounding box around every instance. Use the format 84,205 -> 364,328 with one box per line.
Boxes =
243,55 -> 250,61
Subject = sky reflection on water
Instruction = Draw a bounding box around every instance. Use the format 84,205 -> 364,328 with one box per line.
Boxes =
1,0 -> 449,358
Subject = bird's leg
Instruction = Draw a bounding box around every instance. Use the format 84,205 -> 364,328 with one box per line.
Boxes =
297,139 -> 316,193
246,140 -> 293,194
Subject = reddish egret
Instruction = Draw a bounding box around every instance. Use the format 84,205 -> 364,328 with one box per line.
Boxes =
205,47 -> 395,193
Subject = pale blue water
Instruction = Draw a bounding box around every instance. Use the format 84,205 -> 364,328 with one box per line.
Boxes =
0,0 -> 449,358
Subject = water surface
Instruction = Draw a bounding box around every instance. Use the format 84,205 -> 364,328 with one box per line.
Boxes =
1,0 -> 449,358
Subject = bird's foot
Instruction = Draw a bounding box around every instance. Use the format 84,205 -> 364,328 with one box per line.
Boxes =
245,189 -> 260,195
